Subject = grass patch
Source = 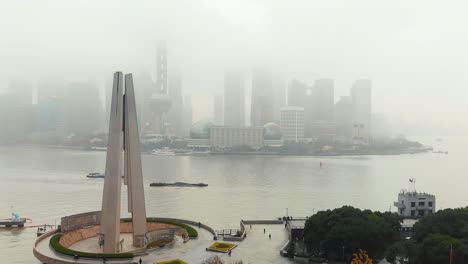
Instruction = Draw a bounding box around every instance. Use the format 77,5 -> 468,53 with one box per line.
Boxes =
49,234 -> 133,259
206,242 -> 237,253
157,259 -> 188,264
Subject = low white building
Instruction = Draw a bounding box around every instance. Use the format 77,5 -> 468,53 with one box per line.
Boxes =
394,190 -> 436,218
280,106 -> 305,142
210,126 -> 264,150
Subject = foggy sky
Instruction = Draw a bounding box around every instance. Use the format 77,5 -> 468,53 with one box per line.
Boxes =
1,0 -> 468,135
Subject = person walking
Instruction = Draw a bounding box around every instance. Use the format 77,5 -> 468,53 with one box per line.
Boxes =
228,250 -> 232,256
139,258 -> 143,264
269,233 -> 271,239
263,228 -> 266,234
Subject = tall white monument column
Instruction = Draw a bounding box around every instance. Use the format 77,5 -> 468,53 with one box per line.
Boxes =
101,72 -> 124,253
101,72 -> 147,253
124,74 -> 147,247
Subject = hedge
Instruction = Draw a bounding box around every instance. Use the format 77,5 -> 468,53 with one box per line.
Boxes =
49,234 -> 134,259
146,219 -> 198,238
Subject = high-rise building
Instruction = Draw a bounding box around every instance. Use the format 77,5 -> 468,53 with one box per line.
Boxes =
280,107 -> 305,142
335,96 -> 354,142
156,43 -> 167,94
168,73 -> 183,136
272,74 -> 286,123
64,82 -> 102,135
133,72 -> 155,132
310,79 -> 334,121
182,95 -> 193,137
213,94 -> 224,125
351,80 -> 372,143
288,80 -> 308,107
251,69 -> 273,126
37,81 -> 69,136
224,72 -> 244,127
142,43 -> 171,135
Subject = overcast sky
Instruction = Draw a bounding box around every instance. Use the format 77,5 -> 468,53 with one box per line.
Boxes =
1,0 -> 468,135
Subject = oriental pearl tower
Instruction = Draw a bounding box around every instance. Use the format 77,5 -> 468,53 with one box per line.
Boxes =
142,42 -> 172,135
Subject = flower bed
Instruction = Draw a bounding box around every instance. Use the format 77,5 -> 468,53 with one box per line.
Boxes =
147,240 -> 173,248
49,234 -> 133,259
157,259 -> 188,264
206,242 -> 237,253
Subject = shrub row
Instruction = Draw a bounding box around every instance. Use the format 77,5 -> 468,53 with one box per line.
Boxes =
146,219 -> 198,238
49,234 -> 134,259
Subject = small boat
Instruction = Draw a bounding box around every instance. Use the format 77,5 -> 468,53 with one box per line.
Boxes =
151,147 -> 175,156
150,182 -> 208,187
0,213 -> 29,228
86,172 -> 124,178
86,172 -> 105,178
37,225 -> 54,237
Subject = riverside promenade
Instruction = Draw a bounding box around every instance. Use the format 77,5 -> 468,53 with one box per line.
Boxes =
34,222 -> 294,264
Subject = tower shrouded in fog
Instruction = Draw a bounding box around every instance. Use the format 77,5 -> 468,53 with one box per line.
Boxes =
351,79 -> 372,143
224,71 -> 244,127
142,42 -> 171,135
251,69 -> 273,127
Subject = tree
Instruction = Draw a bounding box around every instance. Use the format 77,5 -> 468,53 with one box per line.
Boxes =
303,206 -> 401,261
417,234 -> 465,264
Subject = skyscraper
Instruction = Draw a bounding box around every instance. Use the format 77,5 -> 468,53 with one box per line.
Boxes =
351,79 -> 372,143
142,43 -> 171,135
288,80 -> 308,107
168,73 -> 183,136
213,94 -> 224,125
272,74 -> 286,123
335,96 -> 354,142
64,82 -> 102,135
156,43 -> 167,94
182,95 -> 193,137
310,79 -> 334,121
251,69 -> 273,126
224,71 -> 244,127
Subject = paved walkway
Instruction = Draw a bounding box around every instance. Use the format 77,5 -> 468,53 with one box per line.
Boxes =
35,224 -> 295,264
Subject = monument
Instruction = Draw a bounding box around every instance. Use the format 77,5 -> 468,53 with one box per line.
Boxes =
101,72 -> 147,253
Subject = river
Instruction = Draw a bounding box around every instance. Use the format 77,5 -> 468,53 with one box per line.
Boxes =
0,137 -> 465,263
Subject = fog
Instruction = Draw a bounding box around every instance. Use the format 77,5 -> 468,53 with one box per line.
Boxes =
1,0 -> 468,135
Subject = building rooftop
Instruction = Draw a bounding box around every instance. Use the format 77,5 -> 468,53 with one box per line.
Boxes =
281,106 -> 305,111
399,190 -> 435,198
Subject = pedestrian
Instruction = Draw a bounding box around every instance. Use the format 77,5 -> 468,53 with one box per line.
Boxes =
263,228 -> 266,234
139,258 -> 143,264
198,222 -> 201,228
269,233 -> 271,239
228,250 -> 232,256
250,224 -> 252,229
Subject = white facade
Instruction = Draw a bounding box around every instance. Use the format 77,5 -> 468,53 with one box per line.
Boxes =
394,191 -> 436,218
210,126 -> 264,150
280,107 -> 305,142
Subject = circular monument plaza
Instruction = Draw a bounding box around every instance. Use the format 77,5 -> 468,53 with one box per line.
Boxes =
33,72 -> 291,264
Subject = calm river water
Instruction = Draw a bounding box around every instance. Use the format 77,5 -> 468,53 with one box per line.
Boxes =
0,137 -> 465,263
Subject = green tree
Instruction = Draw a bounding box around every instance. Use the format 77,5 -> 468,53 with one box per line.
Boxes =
303,206 -> 401,261
416,234 -> 465,264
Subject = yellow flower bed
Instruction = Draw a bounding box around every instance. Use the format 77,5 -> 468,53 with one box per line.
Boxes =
206,242 -> 237,253
147,240 -> 173,249
156,259 -> 188,264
